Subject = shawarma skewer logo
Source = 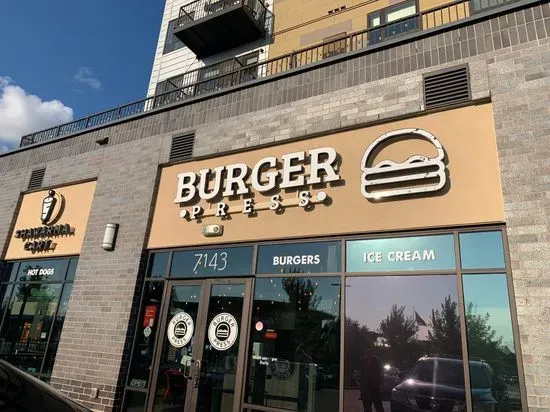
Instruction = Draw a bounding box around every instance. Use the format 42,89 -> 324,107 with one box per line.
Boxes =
41,190 -> 64,225
360,128 -> 447,200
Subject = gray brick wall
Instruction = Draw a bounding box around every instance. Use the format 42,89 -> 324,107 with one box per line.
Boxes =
488,36 -> 550,412
0,1 -> 548,411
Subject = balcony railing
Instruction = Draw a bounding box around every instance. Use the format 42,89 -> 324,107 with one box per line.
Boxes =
19,0 -> 511,147
178,0 -> 267,27
174,0 -> 268,57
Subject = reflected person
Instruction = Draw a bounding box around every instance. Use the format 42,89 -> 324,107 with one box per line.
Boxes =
357,345 -> 384,412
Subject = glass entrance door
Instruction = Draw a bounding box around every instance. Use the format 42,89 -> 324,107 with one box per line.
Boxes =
148,278 -> 252,412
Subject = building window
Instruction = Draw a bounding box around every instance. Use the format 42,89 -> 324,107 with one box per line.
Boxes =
163,18 -> 185,54
344,230 -> 523,412
0,257 -> 77,382
245,276 -> 341,411
367,1 -> 418,45
322,33 -> 348,58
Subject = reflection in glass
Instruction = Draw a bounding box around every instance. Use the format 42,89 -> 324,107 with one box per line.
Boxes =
344,276 -> 462,412
65,258 -> 79,281
41,283 -> 73,381
463,274 -> 523,411
460,232 -> 505,270
0,283 -> 62,377
196,284 -> 246,412
246,277 -> 340,412
127,281 -> 164,389
153,285 -> 201,411
148,253 -> 169,278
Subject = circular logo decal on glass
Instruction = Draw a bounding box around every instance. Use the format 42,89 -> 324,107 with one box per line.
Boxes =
167,312 -> 194,348
208,313 -> 238,351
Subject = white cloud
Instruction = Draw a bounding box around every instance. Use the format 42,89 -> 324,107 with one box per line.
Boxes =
0,77 -> 74,152
74,67 -> 102,90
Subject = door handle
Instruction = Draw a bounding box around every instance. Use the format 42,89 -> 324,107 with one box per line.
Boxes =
193,360 -> 201,389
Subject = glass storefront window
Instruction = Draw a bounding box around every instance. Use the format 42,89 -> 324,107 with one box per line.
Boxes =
152,284 -> 202,410
246,277 -> 341,412
124,390 -> 147,412
0,257 -> 76,382
346,234 -> 456,272
147,253 -> 169,279
65,258 -> 79,281
15,259 -> 69,282
196,284 -> 246,412
127,281 -> 164,390
256,242 -> 341,274
460,231 -> 505,270
344,275 -> 463,412
463,274 -> 522,411
170,247 -> 253,278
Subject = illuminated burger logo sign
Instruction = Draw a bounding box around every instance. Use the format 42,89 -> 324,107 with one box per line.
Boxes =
14,189 -> 75,253
360,128 -> 447,200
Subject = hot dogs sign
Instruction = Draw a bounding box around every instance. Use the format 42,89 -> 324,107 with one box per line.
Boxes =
174,129 -> 448,221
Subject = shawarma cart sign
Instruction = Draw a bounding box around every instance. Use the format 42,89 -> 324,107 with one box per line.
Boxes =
13,190 -> 75,253
6,181 -> 97,260
174,128 -> 448,220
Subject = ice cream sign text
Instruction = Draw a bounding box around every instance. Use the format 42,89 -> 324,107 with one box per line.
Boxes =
174,147 -> 341,220
14,190 -> 75,253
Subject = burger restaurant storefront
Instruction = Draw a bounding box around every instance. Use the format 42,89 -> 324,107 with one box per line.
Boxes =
121,103 -> 527,412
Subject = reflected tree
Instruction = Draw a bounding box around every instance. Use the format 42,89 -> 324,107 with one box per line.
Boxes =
428,295 -> 461,355
466,302 -> 518,410
378,304 -> 419,371
281,277 -> 321,311
344,318 -> 371,386
378,304 -> 418,348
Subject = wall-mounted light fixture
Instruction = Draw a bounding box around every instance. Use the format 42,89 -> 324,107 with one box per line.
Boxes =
102,223 -> 119,251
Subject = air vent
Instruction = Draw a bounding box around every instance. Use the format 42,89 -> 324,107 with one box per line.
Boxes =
423,65 -> 470,110
28,168 -> 46,190
170,134 -> 195,162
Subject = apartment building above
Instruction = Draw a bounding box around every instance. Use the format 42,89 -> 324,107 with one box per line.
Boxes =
18,0 -> 542,147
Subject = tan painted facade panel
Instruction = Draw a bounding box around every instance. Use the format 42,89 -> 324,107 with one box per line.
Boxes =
5,181 -> 97,260
148,104 -> 504,250
269,0 -> 467,58
299,20 -> 354,47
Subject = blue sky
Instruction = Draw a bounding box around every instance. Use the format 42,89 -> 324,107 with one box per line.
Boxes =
0,0 -> 165,151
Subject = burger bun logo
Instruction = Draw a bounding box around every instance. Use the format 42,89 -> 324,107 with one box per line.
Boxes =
167,312 -> 194,348
361,128 -> 447,200
208,313 -> 238,351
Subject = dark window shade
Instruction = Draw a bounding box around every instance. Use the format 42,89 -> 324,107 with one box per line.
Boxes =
424,65 -> 471,109
163,19 -> 185,54
28,168 -> 45,190
169,134 -> 194,162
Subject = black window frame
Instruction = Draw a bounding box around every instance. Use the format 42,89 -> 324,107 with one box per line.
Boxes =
0,256 -> 78,383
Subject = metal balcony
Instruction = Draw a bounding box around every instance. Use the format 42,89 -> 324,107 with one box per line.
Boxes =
174,0 -> 267,58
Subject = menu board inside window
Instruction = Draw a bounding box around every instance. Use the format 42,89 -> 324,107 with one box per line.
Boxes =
256,241 -> 341,274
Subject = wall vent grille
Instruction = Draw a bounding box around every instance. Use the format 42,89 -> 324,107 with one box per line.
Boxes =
170,134 -> 195,162
28,168 -> 46,190
424,65 -> 470,109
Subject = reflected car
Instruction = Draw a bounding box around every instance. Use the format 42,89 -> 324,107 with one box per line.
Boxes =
383,364 -> 401,398
0,359 -> 92,411
391,356 -> 497,412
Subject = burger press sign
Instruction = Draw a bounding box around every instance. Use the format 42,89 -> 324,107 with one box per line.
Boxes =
174,129 -> 448,220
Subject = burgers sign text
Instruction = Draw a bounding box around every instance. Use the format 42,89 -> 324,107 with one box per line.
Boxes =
174,129 -> 448,220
